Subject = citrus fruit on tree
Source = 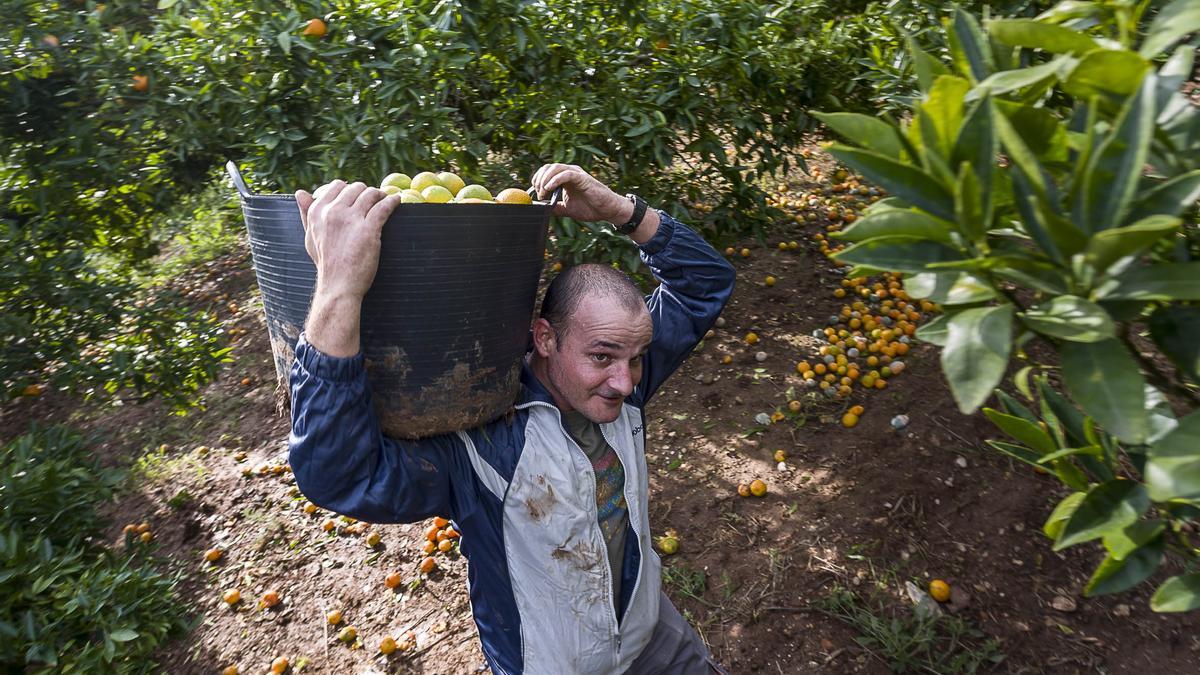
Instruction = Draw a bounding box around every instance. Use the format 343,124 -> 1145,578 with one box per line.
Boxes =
301,18 -> 327,38
132,74 -> 149,92
421,185 -> 453,203
456,184 -> 492,201
437,172 -> 466,195
495,188 -> 532,205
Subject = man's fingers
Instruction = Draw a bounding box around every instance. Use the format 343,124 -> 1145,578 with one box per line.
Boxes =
531,164 -> 552,194
543,168 -> 585,194
313,180 -> 345,204
332,181 -> 368,209
353,187 -> 389,220
295,190 -> 314,231
536,164 -> 575,199
365,193 -> 403,228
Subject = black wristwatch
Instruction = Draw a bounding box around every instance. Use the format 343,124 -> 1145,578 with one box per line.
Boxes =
613,193 -> 648,235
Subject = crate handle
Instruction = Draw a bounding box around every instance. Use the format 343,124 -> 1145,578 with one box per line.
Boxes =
226,160 -> 253,199
526,186 -> 564,207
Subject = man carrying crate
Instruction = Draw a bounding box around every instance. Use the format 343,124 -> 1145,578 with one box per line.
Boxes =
289,163 -> 735,674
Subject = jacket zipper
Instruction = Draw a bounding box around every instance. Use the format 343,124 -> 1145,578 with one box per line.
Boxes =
598,420 -> 640,661
520,401 -> 638,666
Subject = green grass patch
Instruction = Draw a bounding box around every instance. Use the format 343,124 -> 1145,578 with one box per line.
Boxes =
815,586 -> 1005,674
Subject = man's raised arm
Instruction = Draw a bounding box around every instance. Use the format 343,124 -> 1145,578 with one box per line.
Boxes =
287,181 -> 459,523
529,164 -> 736,404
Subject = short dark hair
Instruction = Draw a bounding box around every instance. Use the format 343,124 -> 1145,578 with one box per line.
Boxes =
539,264 -> 645,345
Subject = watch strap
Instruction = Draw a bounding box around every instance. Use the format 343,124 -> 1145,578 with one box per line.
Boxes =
615,194 -> 647,235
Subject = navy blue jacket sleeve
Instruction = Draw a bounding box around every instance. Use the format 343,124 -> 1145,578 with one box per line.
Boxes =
287,334 -> 465,524
633,211 -> 736,404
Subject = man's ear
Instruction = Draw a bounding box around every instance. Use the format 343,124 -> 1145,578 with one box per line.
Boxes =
531,318 -> 557,357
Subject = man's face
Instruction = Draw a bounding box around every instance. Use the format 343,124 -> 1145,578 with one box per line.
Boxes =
535,295 -> 653,424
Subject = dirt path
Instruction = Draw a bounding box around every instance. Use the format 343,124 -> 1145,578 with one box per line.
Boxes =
4,153 -> 1198,674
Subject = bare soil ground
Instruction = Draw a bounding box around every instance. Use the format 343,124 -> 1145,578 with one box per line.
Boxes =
3,150 -> 1198,674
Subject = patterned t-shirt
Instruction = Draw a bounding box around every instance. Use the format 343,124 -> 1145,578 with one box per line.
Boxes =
562,410 -> 629,609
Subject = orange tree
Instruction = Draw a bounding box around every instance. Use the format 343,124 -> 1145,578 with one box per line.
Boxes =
3,0 -> 882,405
816,0 -> 1200,611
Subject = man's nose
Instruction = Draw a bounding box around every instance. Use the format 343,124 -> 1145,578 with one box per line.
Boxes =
608,363 -> 634,397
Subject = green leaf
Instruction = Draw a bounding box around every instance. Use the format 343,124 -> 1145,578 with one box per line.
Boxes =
1014,365 -> 1034,400
985,19 -> 1102,55
812,112 -> 905,160
1055,480 -> 1149,550
984,408 -> 1057,454
942,305 -> 1013,413
109,628 -> 139,642
1102,520 -> 1166,561
996,388 -> 1038,423
1018,295 -> 1115,342
970,58 -> 1070,99
949,8 -> 995,82
1009,167 -> 1075,262
905,271 -> 996,304
827,147 -> 956,221
1095,262 -> 1200,300
1043,491 -> 1086,540
1144,410 -> 1200,502
831,236 -> 964,273
953,164 -> 985,245
1063,50 -> 1152,100
920,76 -> 971,160
1125,170 -> 1200,223
1037,445 -> 1103,464
908,37 -> 951,92
1145,385 -> 1180,445
1077,75 -> 1157,233
1060,339 -> 1148,444
276,31 -> 292,56
1085,537 -> 1165,596
831,209 -> 956,244
1085,215 -> 1181,271
1038,376 -> 1089,447
988,439 -> 1043,467
156,0 -> 179,9
1150,574 -> 1200,612
1148,305 -> 1200,381
915,313 -> 950,346
1139,0 -> 1200,58
950,97 -> 995,241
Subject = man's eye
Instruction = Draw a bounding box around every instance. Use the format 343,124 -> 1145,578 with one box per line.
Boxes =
591,354 -> 611,363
